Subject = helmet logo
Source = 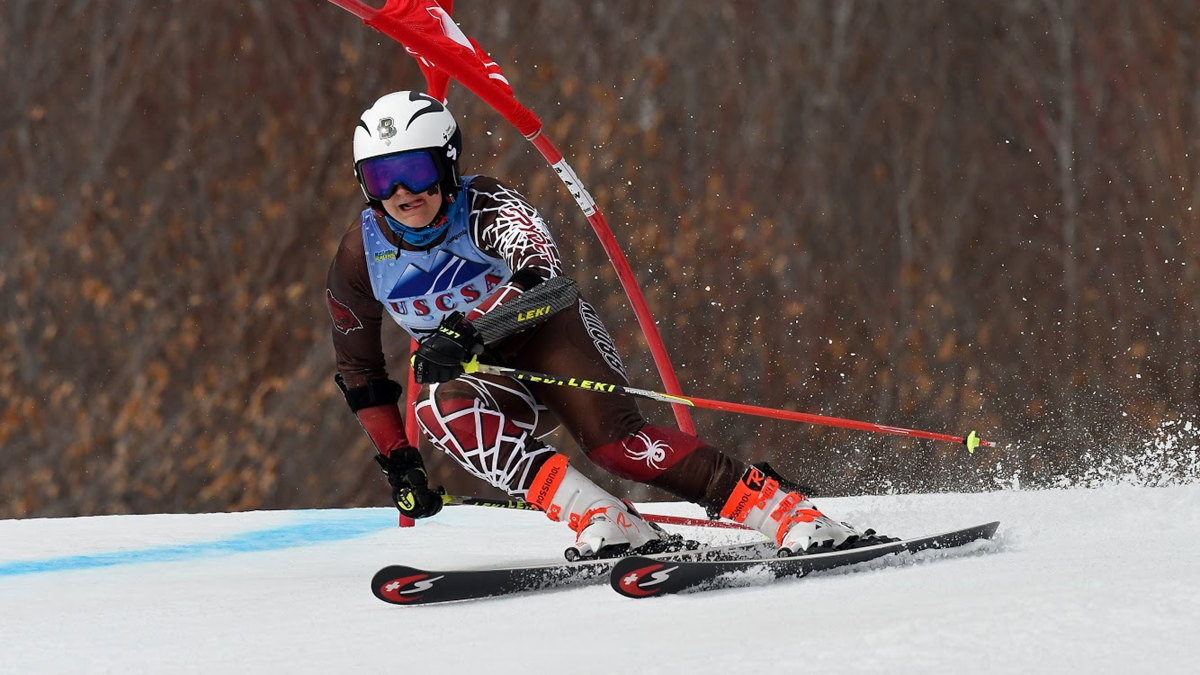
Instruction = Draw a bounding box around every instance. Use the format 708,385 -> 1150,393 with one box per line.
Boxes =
378,117 -> 397,141
405,92 -> 446,129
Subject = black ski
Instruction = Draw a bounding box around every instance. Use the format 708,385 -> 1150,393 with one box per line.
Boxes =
371,540 -> 777,605
610,521 -> 1000,598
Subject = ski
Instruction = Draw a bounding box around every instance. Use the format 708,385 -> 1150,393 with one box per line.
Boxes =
610,521 -> 1001,598
371,539 -> 777,605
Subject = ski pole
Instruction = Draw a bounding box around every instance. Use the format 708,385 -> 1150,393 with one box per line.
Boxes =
441,494 -> 753,531
466,361 -> 993,452
442,494 -> 540,511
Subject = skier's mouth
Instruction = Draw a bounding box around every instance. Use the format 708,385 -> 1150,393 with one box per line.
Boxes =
398,197 -> 424,212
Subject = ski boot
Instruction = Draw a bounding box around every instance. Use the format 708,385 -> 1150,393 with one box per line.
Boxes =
527,453 -> 696,561
718,465 -> 890,557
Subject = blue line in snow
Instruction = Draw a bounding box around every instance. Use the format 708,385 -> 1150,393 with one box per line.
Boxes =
0,511 -> 393,577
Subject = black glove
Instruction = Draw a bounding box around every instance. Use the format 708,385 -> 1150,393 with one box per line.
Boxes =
374,448 -> 444,519
412,311 -> 484,384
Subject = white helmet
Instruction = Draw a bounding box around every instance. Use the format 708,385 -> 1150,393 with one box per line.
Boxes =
353,91 -> 463,204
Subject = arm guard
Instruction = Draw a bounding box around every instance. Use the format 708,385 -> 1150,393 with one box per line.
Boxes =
334,374 -> 402,413
335,374 -> 409,455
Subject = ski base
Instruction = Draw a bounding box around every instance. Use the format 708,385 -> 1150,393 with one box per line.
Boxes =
371,539 -> 776,605
610,520 -> 1000,598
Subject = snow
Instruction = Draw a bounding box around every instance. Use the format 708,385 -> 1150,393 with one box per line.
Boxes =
3,486 -> 1198,674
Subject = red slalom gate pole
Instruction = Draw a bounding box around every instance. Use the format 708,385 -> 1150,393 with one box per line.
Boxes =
443,495 -> 752,531
398,336 -> 420,528
525,132 -> 696,434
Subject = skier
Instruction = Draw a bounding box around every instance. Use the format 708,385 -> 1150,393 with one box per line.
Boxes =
326,91 -> 874,559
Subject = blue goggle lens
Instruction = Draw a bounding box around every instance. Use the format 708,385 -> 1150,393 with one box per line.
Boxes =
359,151 -> 441,200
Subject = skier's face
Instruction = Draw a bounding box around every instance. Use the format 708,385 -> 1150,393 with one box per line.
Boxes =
382,183 -> 443,229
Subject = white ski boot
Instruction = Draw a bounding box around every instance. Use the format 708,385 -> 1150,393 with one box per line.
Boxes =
775,508 -> 867,556
527,453 -> 682,561
718,465 -> 875,556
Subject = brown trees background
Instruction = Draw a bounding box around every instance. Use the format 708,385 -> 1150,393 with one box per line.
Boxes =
3,0 -> 1198,518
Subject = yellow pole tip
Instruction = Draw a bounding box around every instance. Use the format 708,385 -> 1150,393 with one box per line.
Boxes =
964,430 -> 981,454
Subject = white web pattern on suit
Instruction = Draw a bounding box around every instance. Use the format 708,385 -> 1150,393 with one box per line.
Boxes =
415,374 -> 556,497
578,298 -> 627,381
469,181 -> 562,277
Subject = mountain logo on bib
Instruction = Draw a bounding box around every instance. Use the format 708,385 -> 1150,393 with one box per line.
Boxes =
386,250 -> 492,300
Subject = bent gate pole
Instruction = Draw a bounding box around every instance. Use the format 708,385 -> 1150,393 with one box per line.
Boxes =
325,0 -> 696,434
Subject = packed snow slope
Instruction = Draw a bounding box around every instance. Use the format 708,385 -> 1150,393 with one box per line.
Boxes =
3,485 -> 1198,674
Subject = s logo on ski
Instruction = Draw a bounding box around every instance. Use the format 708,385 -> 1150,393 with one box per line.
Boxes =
617,563 -> 679,597
378,573 -> 445,603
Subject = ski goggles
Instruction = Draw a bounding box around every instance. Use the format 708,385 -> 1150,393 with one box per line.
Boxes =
357,150 -> 442,201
